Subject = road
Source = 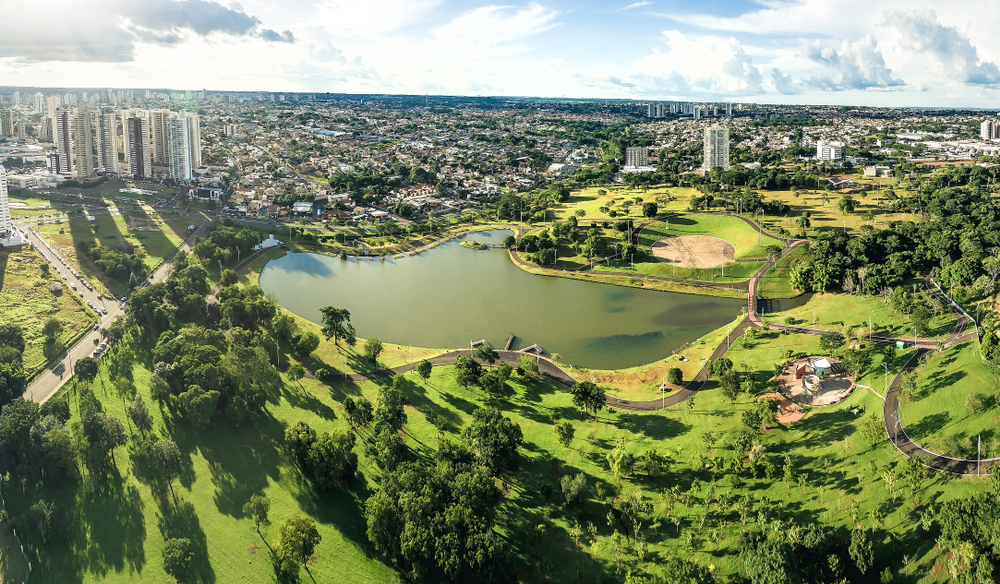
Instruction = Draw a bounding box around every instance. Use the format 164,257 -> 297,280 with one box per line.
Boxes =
17,216 -> 213,405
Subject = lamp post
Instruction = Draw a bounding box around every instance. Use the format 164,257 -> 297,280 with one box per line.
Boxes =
721,246 -> 725,278
883,361 -> 888,397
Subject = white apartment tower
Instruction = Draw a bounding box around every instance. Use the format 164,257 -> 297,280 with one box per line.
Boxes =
816,140 -> 844,160
0,165 -> 10,238
167,112 -> 193,181
981,120 -> 1000,141
53,108 -> 74,176
625,146 -> 648,167
0,110 -> 13,137
124,113 -> 151,179
96,109 -> 119,173
703,126 -> 730,170
187,113 -> 202,168
72,105 -> 95,179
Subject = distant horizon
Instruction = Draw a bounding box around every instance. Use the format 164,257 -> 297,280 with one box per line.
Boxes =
2,86 -> 999,113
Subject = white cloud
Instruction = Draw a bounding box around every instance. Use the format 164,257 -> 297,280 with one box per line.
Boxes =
881,8 -> 1000,85
431,4 -> 559,49
802,35 -> 903,90
768,68 -> 797,94
617,1 -> 653,11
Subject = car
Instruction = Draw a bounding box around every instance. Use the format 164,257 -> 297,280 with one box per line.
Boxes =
120,297 -> 127,303
96,294 -> 102,300
93,337 -> 99,345
93,324 -> 100,332
99,342 -> 107,350
101,308 -> 108,315
91,351 -> 99,359
79,292 -> 84,298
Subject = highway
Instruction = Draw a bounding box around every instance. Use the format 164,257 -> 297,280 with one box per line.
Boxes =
16,216 -> 212,404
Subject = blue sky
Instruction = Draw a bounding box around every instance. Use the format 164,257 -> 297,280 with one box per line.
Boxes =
2,0 -> 1000,107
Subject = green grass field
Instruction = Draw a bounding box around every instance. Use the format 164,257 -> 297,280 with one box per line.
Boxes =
552,185 -> 698,220
9,325 -> 986,583
900,341 -> 1000,460
769,292 -> 958,340
757,245 -> 811,298
0,247 -> 95,376
593,214 -> 783,283
754,184 -> 916,236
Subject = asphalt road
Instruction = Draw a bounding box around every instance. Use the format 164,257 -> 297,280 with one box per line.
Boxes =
17,216 -> 212,404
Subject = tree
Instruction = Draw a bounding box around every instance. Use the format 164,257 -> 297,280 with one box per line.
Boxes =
343,396 -> 374,430
309,429 -> 358,487
0,323 -> 25,354
561,473 -> 588,508
26,500 -> 55,544
274,516 -> 322,577
162,537 -> 193,583
364,337 -> 383,365
219,268 -> 239,287
720,369 -> 741,404
849,528 -> 874,574
642,202 -> 658,218
454,355 -> 482,390
819,331 -> 845,355
838,196 -> 856,214
373,377 -> 408,431
607,437 -> 634,479
369,427 -> 403,472
416,359 -> 432,383
319,306 -> 356,348
286,363 -> 305,384
271,311 -> 298,341
475,344 -> 499,368
667,367 -> 683,386
128,395 -> 154,436
150,439 -> 182,496
555,421 -> 575,448
295,332 -> 320,356
570,381 -> 606,419
462,407 -> 523,475
149,373 -> 172,408
243,494 -> 271,535
284,420 -> 316,463
517,355 -> 539,380
42,318 -> 62,340
861,413 -> 884,447
75,357 -> 99,382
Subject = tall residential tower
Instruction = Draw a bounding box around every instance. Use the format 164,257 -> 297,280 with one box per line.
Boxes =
703,126 -> 731,170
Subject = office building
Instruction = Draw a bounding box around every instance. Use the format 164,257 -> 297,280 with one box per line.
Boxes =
124,113 -> 151,179
703,125 -> 731,170
625,146 -> 648,167
816,140 -> 844,160
54,108 -> 73,176
693,107 -> 701,121
726,103 -> 732,117
37,117 -> 53,142
72,105 -> 95,179
166,112 -> 193,181
96,109 -> 118,173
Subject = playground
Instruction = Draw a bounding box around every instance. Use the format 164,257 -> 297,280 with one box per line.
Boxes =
650,235 -> 736,268
776,356 -> 855,406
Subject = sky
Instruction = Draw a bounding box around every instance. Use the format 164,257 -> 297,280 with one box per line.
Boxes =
2,0 -> 1000,107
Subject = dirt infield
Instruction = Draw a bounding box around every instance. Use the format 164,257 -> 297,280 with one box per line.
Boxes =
651,235 -> 736,268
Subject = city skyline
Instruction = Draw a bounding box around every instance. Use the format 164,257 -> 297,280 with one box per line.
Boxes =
2,1 -> 1000,107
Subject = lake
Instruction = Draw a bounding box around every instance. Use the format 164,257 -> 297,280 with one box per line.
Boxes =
258,229 -> 743,369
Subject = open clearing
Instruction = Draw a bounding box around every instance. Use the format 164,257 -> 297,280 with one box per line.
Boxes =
651,234 -> 736,268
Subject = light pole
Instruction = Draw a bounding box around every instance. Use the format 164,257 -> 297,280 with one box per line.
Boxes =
883,361 -> 888,397
721,246 -> 725,278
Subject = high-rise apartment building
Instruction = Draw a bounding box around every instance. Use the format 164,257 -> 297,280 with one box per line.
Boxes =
703,126 -> 731,170
124,113 -> 151,179
53,108 -> 74,176
10,91 -> 20,106
725,103 -> 732,117
166,112 -> 193,181
981,120 -> 1000,141
72,105 -> 95,179
0,165 -> 10,239
625,146 -> 648,167
0,110 -> 13,137
187,113 -> 202,168
33,93 -> 44,114
149,109 -> 170,164
816,140 -> 844,160
96,109 -> 119,173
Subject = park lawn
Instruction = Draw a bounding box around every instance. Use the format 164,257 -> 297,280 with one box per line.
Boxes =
757,245 -> 811,299
900,341 -> 1000,460
57,178 -> 172,201
770,292 -> 958,340
577,314 -> 745,401
8,192 -> 54,207
0,246 -> 96,376
752,188 -> 910,236
552,185 -> 699,220
594,214 -> 782,284
8,324 -> 986,583
0,521 -> 29,584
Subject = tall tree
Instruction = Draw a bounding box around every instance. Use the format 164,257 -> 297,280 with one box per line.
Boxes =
364,337 -> 383,365
74,357 -> 99,382
462,407 -> 523,475
319,307 -> 356,348
162,538 -> 193,583
275,516 -> 322,577
150,439 -> 182,497
416,359 -> 432,383
243,494 -> 271,535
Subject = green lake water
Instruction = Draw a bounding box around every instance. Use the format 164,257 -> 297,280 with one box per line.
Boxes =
258,229 -> 743,369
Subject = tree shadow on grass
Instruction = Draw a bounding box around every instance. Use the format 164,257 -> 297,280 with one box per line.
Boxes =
906,411 -> 950,440
287,467 -> 378,559
614,412 -> 690,441
393,375 -> 464,431
279,381 -> 338,422
157,498 -> 215,583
